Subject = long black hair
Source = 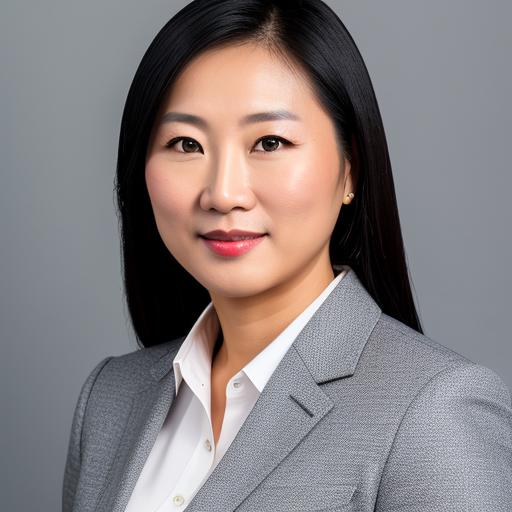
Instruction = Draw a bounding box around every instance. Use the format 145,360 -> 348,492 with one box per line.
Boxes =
114,0 -> 423,348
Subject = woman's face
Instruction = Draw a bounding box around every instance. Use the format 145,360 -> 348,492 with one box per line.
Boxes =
145,42 -> 353,298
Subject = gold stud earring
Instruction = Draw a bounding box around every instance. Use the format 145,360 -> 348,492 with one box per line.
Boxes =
343,192 -> 355,205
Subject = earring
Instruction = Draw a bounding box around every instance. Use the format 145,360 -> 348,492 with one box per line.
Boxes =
343,192 -> 355,205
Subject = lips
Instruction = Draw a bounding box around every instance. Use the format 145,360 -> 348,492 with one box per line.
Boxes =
200,233 -> 267,257
199,229 -> 267,241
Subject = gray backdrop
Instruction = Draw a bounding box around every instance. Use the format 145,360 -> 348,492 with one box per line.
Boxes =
2,1 -> 511,510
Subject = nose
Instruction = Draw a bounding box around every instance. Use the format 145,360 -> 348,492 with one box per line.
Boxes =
199,147 -> 256,213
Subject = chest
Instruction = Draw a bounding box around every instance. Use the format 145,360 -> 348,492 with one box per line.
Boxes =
210,378 -> 227,445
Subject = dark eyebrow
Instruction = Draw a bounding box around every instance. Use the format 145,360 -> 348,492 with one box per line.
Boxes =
159,109 -> 301,129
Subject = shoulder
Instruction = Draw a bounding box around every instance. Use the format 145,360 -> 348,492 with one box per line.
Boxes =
63,335 -> 186,508
365,312 -> 509,388
370,315 -> 512,508
371,312 -> 475,366
361,312 -> 511,427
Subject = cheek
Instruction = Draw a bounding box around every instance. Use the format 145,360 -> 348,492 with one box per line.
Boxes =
145,158 -> 191,223
262,152 -> 341,233
145,158 -> 203,275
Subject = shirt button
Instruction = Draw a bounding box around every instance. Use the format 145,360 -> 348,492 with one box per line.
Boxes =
233,381 -> 241,388
204,439 -> 212,451
173,495 -> 185,506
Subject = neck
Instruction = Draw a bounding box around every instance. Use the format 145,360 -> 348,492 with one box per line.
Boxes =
210,256 -> 336,376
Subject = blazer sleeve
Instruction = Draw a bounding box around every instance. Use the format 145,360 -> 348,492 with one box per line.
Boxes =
62,356 -> 114,512
375,362 -> 512,511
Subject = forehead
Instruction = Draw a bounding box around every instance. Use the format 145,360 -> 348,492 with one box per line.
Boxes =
159,43 -> 318,117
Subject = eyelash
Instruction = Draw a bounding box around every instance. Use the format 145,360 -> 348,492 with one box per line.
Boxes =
164,135 -> 293,153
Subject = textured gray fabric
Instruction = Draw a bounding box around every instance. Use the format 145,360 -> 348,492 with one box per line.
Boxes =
61,267 -> 512,511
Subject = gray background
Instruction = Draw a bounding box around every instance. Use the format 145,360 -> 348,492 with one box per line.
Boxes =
2,1 -> 511,509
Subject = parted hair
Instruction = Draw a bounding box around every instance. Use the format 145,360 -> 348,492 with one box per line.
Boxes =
114,0 -> 423,348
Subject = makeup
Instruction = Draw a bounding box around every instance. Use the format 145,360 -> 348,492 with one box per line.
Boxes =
200,234 -> 267,257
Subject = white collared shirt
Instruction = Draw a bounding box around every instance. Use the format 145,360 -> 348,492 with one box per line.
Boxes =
124,266 -> 347,511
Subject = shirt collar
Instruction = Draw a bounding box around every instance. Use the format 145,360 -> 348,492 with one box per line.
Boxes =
173,265 -> 348,396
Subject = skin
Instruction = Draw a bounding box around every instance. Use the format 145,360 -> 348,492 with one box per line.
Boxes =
145,42 -> 355,442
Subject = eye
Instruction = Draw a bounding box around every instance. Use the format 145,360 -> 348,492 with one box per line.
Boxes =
165,137 -> 203,154
164,135 -> 293,154
253,135 -> 292,153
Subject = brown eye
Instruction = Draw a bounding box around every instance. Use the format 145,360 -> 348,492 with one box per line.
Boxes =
165,137 -> 203,153
253,135 -> 292,153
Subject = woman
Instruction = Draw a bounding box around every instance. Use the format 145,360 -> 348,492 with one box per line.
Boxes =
62,1 -> 512,511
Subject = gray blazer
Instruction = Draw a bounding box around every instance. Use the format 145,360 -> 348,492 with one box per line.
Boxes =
62,268 -> 512,512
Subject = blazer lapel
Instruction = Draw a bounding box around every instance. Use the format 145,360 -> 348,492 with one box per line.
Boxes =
187,345 -> 335,512
186,267 -> 382,512
94,345 -> 181,512
96,266 -> 381,512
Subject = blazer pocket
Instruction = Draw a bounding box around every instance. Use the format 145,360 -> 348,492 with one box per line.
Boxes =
237,483 -> 357,512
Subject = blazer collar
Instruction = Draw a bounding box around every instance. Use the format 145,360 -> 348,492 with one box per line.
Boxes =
96,266 -> 381,512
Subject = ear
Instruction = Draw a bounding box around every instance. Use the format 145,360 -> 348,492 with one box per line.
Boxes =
342,134 -> 358,204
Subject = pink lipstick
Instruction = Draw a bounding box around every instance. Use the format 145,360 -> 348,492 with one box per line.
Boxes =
199,229 -> 267,257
